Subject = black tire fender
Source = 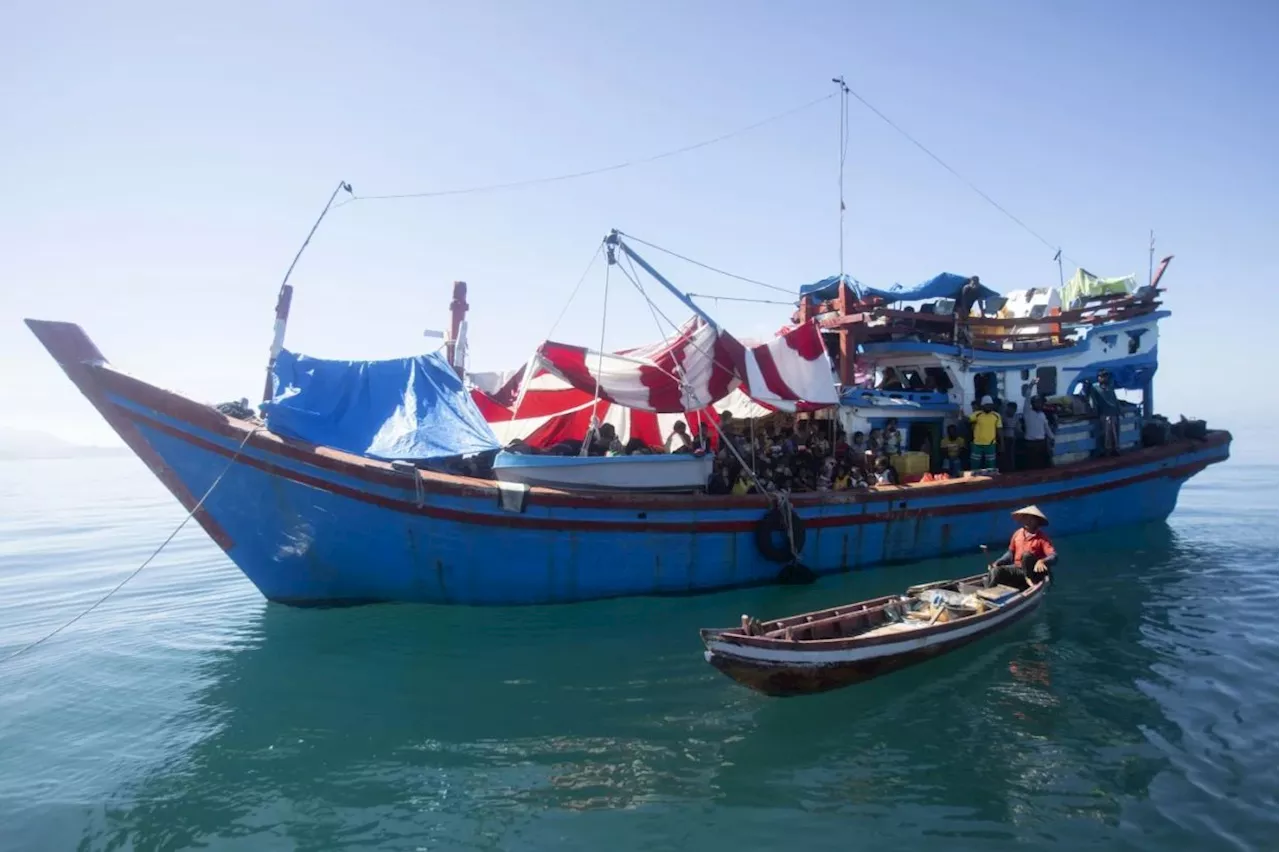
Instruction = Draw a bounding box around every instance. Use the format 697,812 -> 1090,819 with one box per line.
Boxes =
754,507 -> 807,563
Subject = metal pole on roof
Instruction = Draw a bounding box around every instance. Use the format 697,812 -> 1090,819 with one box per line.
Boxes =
1054,248 -> 1064,289
1148,230 -> 1155,289
608,231 -> 721,331
832,76 -> 851,293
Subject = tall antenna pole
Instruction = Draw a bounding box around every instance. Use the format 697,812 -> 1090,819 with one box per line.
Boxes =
1148,230 -> 1155,287
261,180 -> 354,403
832,76 -> 850,290
1054,248 -> 1064,289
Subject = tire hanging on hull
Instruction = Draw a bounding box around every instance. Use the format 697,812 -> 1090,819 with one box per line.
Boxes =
754,506 -> 816,584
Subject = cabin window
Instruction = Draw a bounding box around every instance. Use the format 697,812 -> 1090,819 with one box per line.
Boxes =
877,367 -> 903,390
1035,366 -> 1058,396
900,368 -> 926,390
924,367 -> 953,391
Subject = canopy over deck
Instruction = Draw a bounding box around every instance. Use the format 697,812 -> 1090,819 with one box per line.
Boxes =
800,273 -> 1000,305
263,349 -> 501,461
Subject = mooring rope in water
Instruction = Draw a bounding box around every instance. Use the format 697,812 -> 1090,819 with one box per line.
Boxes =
1,428 -> 261,665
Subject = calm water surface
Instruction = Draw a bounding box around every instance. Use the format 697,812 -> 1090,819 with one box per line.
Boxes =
1,436 -> 1276,851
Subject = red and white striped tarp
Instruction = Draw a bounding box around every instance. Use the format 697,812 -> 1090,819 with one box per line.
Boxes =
533,318 -> 836,413
471,317 -> 837,449
475,378 -> 775,450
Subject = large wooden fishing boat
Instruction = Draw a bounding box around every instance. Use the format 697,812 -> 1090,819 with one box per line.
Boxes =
701,573 -> 1050,697
25,235 -> 1228,607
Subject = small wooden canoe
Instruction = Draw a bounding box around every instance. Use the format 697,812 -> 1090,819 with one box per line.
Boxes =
700,573 -> 1048,697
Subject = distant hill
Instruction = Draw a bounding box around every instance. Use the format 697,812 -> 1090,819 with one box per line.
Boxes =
0,428 -> 128,460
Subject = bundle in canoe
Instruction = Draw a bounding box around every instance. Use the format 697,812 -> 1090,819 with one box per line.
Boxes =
700,573 -> 1049,697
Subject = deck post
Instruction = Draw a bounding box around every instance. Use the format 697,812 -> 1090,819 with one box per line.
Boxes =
447,281 -> 468,377
837,279 -> 854,388
1142,379 -> 1154,418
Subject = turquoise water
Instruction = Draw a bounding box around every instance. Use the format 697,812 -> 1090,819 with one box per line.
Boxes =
1,437 -> 1276,851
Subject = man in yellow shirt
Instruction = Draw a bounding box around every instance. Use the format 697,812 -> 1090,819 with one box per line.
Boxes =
939,424 -> 967,477
968,395 -> 1002,472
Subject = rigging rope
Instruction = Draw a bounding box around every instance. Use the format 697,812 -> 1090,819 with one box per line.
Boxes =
844,83 -> 1079,268
614,232 -> 793,295
2,428 -> 262,665
687,293 -> 795,307
338,92 -> 836,205
581,261 -> 612,455
510,242 -> 605,424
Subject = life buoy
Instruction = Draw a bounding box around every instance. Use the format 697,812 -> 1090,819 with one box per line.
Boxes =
755,506 -> 807,563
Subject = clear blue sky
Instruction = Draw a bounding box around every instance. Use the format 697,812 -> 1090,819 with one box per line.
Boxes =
3,0 -> 1276,447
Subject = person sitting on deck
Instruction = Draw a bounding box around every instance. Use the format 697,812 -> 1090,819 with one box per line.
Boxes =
986,505 -> 1056,590
873,456 -> 899,485
692,422 -> 714,453
623,437 -> 652,455
664,420 -> 693,454
848,431 -> 867,466
939,424 -> 966,477
833,463 -> 853,491
707,465 -> 733,495
585,423 -> 624,456
968,396 -> 1002,472
867,428 -> 885,458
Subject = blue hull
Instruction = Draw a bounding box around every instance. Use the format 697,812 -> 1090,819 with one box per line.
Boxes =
28,321 -> 1232,606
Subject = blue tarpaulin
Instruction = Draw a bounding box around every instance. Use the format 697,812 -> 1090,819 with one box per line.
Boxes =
800,273 -> 1000,304
263,349 -> 500,461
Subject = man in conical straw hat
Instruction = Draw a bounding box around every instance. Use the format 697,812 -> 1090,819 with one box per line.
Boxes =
985,505 -> 1056,590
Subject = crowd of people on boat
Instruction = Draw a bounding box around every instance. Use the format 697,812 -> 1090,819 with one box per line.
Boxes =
501,368 -> 1130,494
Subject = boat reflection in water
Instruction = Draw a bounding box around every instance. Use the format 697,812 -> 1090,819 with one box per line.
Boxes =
72,524 -> 1241,849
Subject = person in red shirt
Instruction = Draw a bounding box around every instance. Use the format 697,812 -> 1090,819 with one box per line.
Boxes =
986,505 -> 1056,590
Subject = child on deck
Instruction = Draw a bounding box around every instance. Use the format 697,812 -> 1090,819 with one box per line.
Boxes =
883,418 -> 902,455
939,424 -> 966,477
873,456 -> 899,485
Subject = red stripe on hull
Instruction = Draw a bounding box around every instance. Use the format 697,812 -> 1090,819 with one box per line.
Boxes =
121,404 -> 1216,536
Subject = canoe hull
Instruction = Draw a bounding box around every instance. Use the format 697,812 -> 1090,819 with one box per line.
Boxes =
492,450 -> 714,492
27,320 -> 1232,606
702,583 -> 1048,697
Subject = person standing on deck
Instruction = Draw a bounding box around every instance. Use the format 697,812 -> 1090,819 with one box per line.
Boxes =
986,505 -> 1056,590
953,276 -> 985,345
1001,401 -> 1019,471
1022,396 -> 1054,469
1085,369 -> 1121,456
968,396 -> 1002,472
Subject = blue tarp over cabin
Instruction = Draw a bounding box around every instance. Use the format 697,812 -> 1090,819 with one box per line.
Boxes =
262,349 -> 501,461
800,273 -> 1000,305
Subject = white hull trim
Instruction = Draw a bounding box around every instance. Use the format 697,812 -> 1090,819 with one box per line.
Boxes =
706,592 -> 1038,666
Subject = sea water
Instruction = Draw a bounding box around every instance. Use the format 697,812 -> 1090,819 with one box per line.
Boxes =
0,432 -> 1275,851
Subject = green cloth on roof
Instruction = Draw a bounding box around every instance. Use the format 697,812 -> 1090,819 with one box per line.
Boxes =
1062,269 -> 1136,309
